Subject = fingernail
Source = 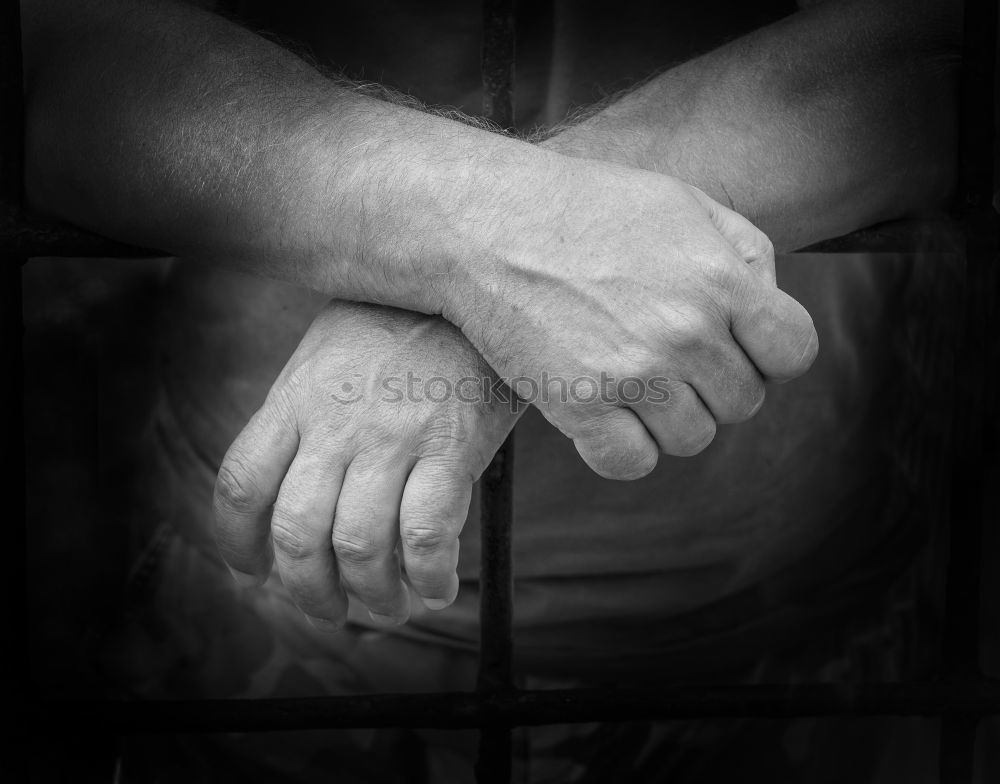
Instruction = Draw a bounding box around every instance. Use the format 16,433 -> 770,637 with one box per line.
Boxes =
422,598 -> 452,611
368,610 -> 407,626
228,567 -> 266,588
305,615 -> 343,633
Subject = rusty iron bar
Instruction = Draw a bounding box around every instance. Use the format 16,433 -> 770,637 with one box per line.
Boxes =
29,680 -> 1000,735
476,2 -> 517,783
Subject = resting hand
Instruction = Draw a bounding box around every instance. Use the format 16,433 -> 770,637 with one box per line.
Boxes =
212,301 -> 519,629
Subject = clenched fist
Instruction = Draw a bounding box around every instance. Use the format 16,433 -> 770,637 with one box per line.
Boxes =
440,157 -> 818,478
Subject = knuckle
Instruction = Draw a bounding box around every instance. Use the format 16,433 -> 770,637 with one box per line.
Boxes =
402,474 -> 473,540
760,235 -> 775,261
702,252 -> 740,290
270,511 -> 315,561
413,415 -> 471,457
664,307 -> 717,353
402,524 -> 450,556
732,285 -> 769,331
752,231 -> 774,261
331,525 -> 379,566
214,456 -> 263,515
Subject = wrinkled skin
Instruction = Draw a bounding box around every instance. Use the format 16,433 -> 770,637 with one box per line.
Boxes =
213,183 -> 805,628
205,0 -> 960,632
439,166 -> 817,478
214,302 -> 520,628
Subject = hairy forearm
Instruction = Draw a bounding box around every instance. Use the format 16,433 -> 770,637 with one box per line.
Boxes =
22,0 -> 561,311
541,0 -> 961,252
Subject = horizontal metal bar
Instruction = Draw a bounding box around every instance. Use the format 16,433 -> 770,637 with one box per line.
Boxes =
1,207 -> 164,258
1,212 -> 963,261
797,219 -> 963,254
29,680 -> 1000,734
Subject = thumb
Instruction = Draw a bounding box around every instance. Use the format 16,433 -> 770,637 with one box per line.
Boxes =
689,186 -> 776,286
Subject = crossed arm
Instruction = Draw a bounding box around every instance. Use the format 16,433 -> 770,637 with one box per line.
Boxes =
21,0 -> 959,628
22,0 -> 819,472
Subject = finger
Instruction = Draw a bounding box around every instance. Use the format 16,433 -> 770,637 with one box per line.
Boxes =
571,406 -> 660,480
270,442 -> 349,632
213,401 -> 299,586
399,458 -> 474,609
332,454 -> 412,625
730,275 -> 820,382
683,339 -> 766,424
632,379 -> 717,456
689,186 -> 776,285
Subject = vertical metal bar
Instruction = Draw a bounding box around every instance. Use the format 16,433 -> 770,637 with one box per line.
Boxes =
2,0 -> 24,206
942,0 -> 997,683
477,430 -> 516,696
482,0 -> 516,130
476,5 -> 517,784
2,0 -> 30,775
476,433 -> 515,784
940,716 -> 980,784
940,0 -> 997,780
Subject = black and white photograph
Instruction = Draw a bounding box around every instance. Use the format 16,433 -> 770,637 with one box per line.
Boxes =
7,0 -> 998,781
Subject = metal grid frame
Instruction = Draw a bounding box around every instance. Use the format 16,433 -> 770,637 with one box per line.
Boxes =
5,0 -> 998,782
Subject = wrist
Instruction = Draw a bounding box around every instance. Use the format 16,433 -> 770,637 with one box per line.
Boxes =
321,100 -> 565,319
538,123 -> 633,168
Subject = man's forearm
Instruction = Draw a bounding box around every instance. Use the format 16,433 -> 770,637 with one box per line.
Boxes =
542,0 -> 960,252
22,0 -> 562,312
